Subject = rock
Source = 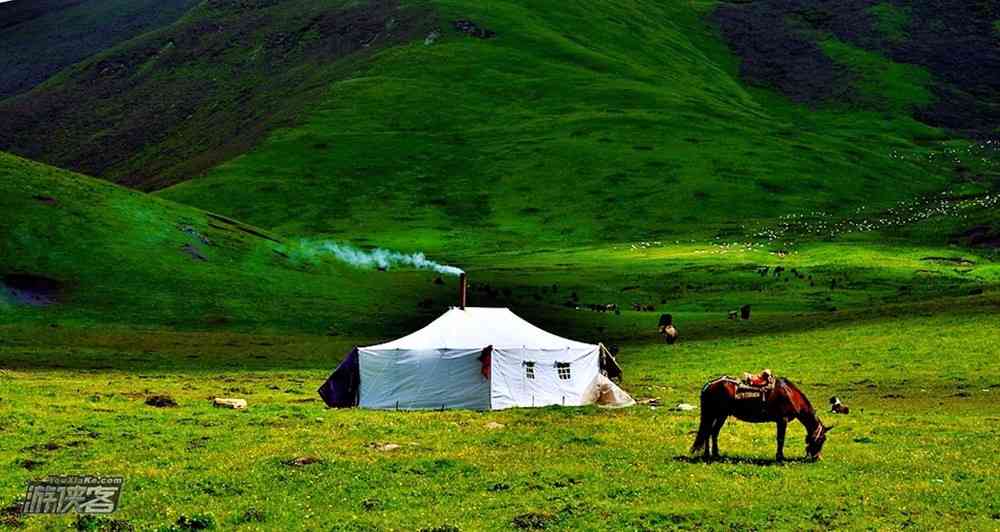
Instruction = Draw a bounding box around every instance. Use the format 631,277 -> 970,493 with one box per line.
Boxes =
372,443 -> 401,452
181,244 -> 207,261
485,421 -> 505,430
145,395 -> 177,408
212,397 -> 247,410
452,19 -> 496,39
284,456 -> 321,467
672,403 -> 696,411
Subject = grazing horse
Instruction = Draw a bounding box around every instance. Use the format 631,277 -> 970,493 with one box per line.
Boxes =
691,376 -> 832,461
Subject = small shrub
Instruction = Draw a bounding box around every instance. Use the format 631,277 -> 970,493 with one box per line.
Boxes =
75,515 -> 135,531
512,511 -> 555,530
145,395 -> 177,408
175,514 -> 215,530
238,508 -> 265,523
419,526 -> 460,532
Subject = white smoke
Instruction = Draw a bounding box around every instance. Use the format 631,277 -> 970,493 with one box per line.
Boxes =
290,240 -> 464,276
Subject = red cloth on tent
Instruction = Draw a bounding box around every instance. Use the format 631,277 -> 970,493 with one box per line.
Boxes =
479,347 -> 492,380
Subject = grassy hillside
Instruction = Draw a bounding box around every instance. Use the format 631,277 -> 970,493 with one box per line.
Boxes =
0,152 -> 460,334
1,0 -> 989,249
156,0 -> 964,247
0,0 -> 438,189
4,148 -> 998,345
0,0 -> 200,99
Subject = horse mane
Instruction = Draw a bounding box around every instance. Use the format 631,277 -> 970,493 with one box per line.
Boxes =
778,378 -> 816,415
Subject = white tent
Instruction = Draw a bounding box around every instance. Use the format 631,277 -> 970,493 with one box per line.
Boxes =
350,307 -> 633,410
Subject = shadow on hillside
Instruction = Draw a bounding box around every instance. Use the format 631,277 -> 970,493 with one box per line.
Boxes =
1,293 -> 997,373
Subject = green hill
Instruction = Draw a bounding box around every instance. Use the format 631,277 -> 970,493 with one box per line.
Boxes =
1,0 -> 989,248
155,0 -> 971,248
0,151 -> 460,334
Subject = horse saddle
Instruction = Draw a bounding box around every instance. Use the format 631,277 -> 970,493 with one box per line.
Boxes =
735,384 -> 767,402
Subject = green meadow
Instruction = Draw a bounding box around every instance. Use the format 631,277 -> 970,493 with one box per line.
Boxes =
2,295 -> 999,531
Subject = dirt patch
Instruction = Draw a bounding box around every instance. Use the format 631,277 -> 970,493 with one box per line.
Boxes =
32,194 -> 57,204
512,511 -> 556,530
283,456 -> 322,467
18,458 -> 45,470
2,273 -> 65,306
145,395 -> 178,407
0,501 -> 24,528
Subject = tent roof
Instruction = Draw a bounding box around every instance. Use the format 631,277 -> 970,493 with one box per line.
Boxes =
363,307 -> 596,351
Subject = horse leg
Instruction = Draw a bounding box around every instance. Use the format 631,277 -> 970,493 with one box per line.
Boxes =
775,419 -> 787,462
711,416 -> 727,459
702,418 -> 713,459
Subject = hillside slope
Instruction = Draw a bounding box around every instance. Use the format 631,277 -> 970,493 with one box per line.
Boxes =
0,0 -> 200,99
158,0 -> 959,248
0,151 -> 455,334
2,0 -> 990,251
714,0 -> 1000,139
0,0 -> 438,189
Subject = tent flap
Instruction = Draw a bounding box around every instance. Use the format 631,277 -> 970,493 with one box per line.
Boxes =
318,348 -> 360,408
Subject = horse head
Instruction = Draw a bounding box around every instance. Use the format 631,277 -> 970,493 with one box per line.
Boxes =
806,422 -> 834,459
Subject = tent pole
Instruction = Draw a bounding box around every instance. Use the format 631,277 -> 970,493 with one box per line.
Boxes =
459,273 -> 468,309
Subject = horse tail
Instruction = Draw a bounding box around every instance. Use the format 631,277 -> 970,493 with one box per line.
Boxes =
691,379 -> 719,454
690,407 -> 713,454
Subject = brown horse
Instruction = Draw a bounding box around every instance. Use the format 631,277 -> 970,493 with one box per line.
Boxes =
691,376 -> 832,462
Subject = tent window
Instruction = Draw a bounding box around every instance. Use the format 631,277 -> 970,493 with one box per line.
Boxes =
556,362 -> 571,380
523,361 -> 536,380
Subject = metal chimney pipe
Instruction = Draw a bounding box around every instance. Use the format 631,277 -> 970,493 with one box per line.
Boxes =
459,273 -> 468,309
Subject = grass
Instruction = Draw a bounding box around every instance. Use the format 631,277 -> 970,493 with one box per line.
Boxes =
2,295 -> 999,530
0,152 -> 453,336
868,2 -> 911,44
819,39 -> 933,113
